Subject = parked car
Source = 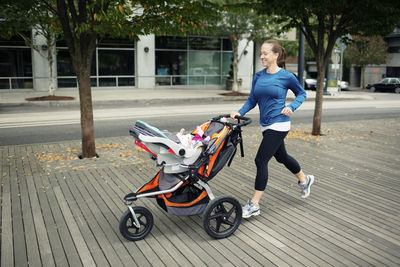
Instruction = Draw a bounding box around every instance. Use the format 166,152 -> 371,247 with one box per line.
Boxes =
305,78 -> 348,91
304,78 -> 318,90
338,80 -> 349,90
366,77 -> 400,93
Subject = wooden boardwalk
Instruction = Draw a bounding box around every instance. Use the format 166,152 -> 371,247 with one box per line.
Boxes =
1,118 -> 400,266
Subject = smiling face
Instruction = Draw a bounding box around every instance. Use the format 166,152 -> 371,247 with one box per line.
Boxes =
260,43 -> 279,68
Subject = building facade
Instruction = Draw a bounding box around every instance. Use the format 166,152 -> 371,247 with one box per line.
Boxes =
349,28 -> 400,87
0,32 -> 255,92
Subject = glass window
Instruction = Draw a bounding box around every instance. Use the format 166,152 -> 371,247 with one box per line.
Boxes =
57,78 -> 77,88
222,52 -> 233,76
57,49 -> 96,76
0,48 -> 32,89
57,50 -> 75,76
155,36 -> 231,86
98,50 -> 134,75
222,38 -> 232,51
98,38 -> 134,48
156,36 -> 187,49
156,51 -> 187,85
0,49 -> 32,77
189,51 -> 220,75
0,33 -> 29,47
156,51 -> 187,76
189,37 -> 220,50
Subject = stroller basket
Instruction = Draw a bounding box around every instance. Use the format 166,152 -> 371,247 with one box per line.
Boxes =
157,184 -> 209,216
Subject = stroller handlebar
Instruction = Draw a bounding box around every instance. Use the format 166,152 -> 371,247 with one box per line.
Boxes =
234,115 -> 252,127
212,114 -> 252,127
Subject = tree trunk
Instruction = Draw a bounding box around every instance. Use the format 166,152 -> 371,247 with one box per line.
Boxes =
360,65 -> 365,89
312,58 -> 327,136
77,68 -> 96,158
231,34 -> 239,92
48,38 -> 55,96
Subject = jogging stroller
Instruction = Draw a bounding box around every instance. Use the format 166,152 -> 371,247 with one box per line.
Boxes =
119,114 -> 251,241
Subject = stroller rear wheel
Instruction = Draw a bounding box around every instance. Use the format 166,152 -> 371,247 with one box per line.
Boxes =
119,206 -> 153,241
202,195 -> 242,239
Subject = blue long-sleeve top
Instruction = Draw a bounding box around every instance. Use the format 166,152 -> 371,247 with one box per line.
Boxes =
238,68 -> 306,127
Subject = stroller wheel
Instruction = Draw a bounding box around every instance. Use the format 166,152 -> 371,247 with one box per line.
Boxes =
119,207 -> 153,241
202,195 -> 242,239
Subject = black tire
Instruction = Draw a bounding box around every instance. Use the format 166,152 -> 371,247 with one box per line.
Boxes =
395,87 -> 400,94
119,207 -> 153,241
202,195 -> 242,239
370,86 -> 376,92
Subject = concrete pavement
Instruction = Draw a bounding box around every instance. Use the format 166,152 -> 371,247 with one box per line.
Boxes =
0,86 -> 374,107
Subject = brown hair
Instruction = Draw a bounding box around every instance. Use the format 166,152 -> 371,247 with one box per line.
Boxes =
263,39 -> 286,69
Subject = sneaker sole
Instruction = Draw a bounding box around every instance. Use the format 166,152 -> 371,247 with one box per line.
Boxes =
301,175 -> 314,199
242,210 -> 260,218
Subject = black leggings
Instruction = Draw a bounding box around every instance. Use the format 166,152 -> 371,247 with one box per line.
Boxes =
254,129 -> 301,191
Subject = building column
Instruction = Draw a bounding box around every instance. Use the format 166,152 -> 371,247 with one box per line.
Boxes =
237,39 -> 254,91
31,29 -> 57,92
136,35 -> 155,88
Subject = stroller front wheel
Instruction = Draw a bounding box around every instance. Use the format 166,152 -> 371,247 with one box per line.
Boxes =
202,195 -> 242,239
119,206 -> 153,241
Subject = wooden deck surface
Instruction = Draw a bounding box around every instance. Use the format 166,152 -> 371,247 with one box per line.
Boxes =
1,118 -> 400,266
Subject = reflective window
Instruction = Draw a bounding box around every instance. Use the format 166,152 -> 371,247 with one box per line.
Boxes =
156,36 -> 187,49
57,49 -> 96,88
0,48 -> 32,89
98,38 -> 134,48
189,51 -> 220,75
189,37 -> 220,50
156,51 -> 187,85
155,36 -> 232,86
57,41 -> 135,88
98,50 -> 134,75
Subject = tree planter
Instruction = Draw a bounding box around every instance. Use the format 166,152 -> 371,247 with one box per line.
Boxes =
225,79 -> 242,90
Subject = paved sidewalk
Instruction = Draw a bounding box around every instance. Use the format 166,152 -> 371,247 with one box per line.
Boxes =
1,117 -> 400,266
0,87 -> 373,107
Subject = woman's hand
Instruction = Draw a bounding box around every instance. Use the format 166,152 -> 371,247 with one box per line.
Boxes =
281,107 -> 293,116
230,111 -> 241,120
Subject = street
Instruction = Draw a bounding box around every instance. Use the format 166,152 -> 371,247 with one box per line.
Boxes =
1,91 -> 400,146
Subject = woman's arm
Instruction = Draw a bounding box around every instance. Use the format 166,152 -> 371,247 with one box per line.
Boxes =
286,73 -> 307,112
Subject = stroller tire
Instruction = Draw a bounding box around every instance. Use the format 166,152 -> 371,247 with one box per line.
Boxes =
119,207 -> 153,241
202,195 -> 242,239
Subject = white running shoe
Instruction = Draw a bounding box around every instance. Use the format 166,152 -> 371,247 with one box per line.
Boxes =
242,200 -> 260,218
298,175 -> 314,198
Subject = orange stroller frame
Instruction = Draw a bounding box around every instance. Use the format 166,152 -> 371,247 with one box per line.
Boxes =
119,114 -> 251,240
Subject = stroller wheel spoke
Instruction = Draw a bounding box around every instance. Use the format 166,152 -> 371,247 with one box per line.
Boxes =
226,206 -> 236,218
221,219 -> 235,227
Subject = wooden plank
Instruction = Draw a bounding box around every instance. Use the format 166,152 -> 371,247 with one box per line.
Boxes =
54,172 -> 110,267
53,186 -> 96,267
1,192 -> 13,267
25,172 -> 54,266
81,168 -> 151,266
18,145 -> 42,267
9,146 -> 28,267
61,171 -> 128,267
41,171 -> 83,267
79,169 -> 158,267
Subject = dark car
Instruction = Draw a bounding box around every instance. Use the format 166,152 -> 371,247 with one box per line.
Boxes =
366,77 -> 400,93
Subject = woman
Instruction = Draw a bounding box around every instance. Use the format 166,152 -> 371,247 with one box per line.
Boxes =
231,39 -> 314,218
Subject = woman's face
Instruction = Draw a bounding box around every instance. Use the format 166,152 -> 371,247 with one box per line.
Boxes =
260,43 -> 279,67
